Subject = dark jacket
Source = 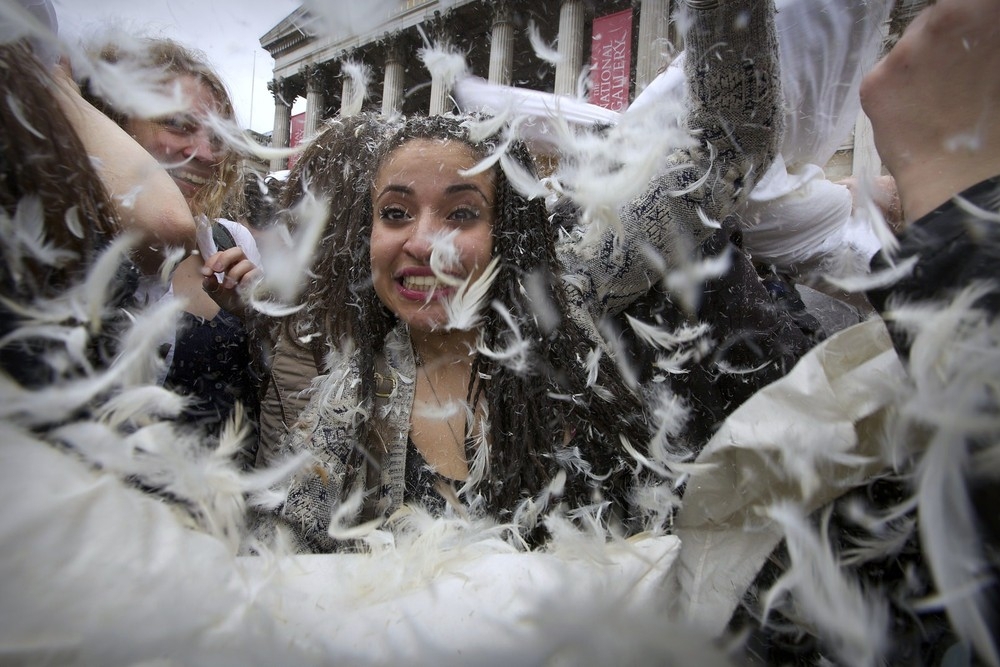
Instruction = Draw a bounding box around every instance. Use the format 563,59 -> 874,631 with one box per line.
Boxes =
868,176 -> 1000,350
735,176 -> 1000,666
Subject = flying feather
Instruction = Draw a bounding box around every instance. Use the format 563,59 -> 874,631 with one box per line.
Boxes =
443,256 -> 500,331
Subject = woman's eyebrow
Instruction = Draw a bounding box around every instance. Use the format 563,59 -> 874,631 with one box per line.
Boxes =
445,183 -> 491,204
375,182 -> 491,204
375,184 -> 412,200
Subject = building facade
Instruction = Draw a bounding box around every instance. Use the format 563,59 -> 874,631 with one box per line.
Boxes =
259,0 -> 927,177
260,0 -> 678,172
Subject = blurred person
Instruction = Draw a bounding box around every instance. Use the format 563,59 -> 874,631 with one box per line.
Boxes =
720,1 -> 1000,663
81,36 -> 264,454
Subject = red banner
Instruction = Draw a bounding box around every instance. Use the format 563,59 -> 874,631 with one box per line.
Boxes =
287,111 -> 306,170
589,9 -> 633,111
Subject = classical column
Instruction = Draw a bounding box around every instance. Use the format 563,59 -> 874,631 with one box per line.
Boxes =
428,30 -> 453,115
635,0 -> 670,93
553,0 -> 585,97
488,1 -> 514,86
428,70 -> 449,116
340,74 -> 356,117
382,41 -> 404,117
268,78 -> 292,173
303,65 -> 326,139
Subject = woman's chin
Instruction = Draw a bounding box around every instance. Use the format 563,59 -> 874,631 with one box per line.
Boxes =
398,308 -> 449,333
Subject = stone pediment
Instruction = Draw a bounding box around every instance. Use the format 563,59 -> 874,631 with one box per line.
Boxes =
260,6 -> 315,59
260,1 -> 484,71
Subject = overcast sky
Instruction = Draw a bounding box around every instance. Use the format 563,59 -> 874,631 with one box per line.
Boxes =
54,0 -> 302,134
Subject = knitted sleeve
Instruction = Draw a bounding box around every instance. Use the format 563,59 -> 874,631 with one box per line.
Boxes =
271,351 -> 366,553
560,0 -> 783,320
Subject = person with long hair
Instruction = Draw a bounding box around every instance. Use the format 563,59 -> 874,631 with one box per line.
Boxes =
0,0 -> 200,387
220,0 -> 809,552
721,1 -> 1000,662
0,40 -> 135,387
80,36 -> 263,450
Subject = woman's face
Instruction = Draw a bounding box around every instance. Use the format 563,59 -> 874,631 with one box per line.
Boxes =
126,74 -> 227,206
371,138 -> 495,333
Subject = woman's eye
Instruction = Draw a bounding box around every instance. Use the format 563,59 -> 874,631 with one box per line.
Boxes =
379,206 -> 409,221
159,116 -> 196,133
449,206 -> 480,222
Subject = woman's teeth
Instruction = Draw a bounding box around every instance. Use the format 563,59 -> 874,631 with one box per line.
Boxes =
170,169 -> 209,186
403,275 -> 447,291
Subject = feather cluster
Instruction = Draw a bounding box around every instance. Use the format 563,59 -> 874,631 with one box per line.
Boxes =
2,8 -> 998,667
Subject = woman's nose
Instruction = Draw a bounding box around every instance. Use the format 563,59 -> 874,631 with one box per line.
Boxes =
402,213 -> 440,260
403,228 -> 432,261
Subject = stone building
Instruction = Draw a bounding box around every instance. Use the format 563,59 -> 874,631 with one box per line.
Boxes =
260,0 -> 678,172
259,0 -> 926,177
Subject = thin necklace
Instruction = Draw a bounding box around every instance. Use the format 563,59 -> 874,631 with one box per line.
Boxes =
414,350 -> 476,479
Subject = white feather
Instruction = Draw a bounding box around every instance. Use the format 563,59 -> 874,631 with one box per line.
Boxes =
500,151 -> 550,200
98,384 -> 187,426
328,486 -> 387,541
5,92 -> 44,138
663,247 -> 732,314
528,20 -> 562,65
762,503 -> 890,666
522,270 -> 561,334
253,188 -> 330,306
462,107 -> 513,143
412,398 -> 465,422
476,301 -> 531,374
584,346 -> 602,387
512,469 -> 567,533
158,245 -> 187,287
625,315 -> 710,351
713,359 -> 773,376
458,406 -> 491,498
824,255 -> 918,293
0,197 -> 77,282
418,42 -> 468,92
428,229 -> 463,287
619,433 -> 673,479
339,60 -> 371,118
64,206 -> 85,240
73,35 -> 194,119
885,283 -> 1000,665
79,232 -> 141,331
194,214 -> 217,258
443,256 -> 500,331
953,191 -> 1000,223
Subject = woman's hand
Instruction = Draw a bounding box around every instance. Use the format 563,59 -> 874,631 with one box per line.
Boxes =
838,174 -> 904,232
200,247 -> 262,319
861,0 -> 1000,224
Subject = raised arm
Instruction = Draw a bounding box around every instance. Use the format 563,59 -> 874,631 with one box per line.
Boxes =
51,64 -> 196,267
679,0 -> 782,220
561,0 -> 782,318
863,0 -> 1000,340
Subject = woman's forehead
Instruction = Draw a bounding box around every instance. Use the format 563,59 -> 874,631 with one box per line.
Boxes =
379,138 -> 490,180
174,74 -> 228,116
387,137 -> 476,161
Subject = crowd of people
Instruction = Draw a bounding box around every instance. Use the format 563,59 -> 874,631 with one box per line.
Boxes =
1,0 -> 998,664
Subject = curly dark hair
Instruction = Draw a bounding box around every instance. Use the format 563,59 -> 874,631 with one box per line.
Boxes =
281,113 -> 651,531
274,112 -> 391,357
